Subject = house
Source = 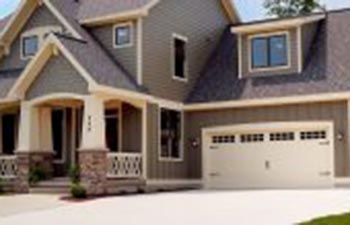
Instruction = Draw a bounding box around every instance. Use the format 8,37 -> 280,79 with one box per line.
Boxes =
0,0 -> 348,195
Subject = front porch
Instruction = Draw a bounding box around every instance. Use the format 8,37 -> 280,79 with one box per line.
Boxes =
0,94 -> 147,195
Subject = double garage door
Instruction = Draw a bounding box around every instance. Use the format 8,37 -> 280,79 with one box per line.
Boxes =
203,122 -> 334,189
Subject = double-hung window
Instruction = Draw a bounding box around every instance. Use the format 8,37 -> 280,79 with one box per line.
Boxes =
160,108 -> 183,161
251,33 -> 288,69
172,34 -> 188,81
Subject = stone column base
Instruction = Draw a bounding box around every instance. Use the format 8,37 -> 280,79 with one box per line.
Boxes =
78,150 -> 108,196
15,152 -> 54,193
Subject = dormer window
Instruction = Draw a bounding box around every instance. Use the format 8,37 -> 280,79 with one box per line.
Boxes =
22,35 -> 39,58
250,32 -> 289,71
113,22 -> 133,48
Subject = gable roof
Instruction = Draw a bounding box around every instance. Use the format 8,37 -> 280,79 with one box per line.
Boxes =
187,10 -> 350,104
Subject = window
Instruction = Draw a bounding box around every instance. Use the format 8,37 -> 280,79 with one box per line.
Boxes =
240,133 -> 264,143
212,135 -> 235,144
114,23 -> 133,48
22,35 -> 39,58
172,34 -> 187,81
160,108 -> 183,161
300,131 -> 326,140
270,132 -> 295,142
251,33 -> 288,70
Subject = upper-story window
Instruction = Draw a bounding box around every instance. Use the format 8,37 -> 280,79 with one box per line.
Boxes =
113,22 -> 133,48
22,35 -> 39,58
172,34 -> 188,81
250,33 -> 289,70
21,26 -> 63,60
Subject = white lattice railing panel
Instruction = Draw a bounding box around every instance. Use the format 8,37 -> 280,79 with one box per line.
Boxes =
0,155 -> 17,179
107,153 -> 142,178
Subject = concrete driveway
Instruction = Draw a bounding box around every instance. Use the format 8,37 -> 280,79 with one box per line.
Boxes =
1,190 -> 350,225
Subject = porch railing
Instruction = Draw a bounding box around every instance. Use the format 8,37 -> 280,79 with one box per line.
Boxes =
107,153 -> 142,178
0,155 -> 17,179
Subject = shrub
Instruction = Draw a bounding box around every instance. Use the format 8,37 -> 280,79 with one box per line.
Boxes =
70,183 -> 87,199
68,165 -> 80,184
29,166 -> 48,185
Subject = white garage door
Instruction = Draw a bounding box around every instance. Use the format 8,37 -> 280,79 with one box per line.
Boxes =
203,122 -> 334,189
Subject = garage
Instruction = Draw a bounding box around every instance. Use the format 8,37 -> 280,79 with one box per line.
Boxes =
202,122 -> 335,189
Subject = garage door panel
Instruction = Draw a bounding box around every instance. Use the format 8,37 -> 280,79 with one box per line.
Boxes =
205,122 -> 334,189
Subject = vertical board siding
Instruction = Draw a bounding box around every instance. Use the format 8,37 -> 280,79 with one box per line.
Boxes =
0,5 -> 64,70
185,101 -> 349,178
147,103 -> 189,179
142,0 -> 230,102
241,28 -> 299,78
25,55 -> 89,100
89,20 -> 138,80
122,103 -> 142,153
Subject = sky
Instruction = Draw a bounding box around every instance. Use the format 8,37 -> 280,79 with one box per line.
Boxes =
1,0 -> 350,21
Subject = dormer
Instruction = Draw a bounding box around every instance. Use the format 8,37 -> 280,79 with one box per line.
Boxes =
231,14 -> 325,79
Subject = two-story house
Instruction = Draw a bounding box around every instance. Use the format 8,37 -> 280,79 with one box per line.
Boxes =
0,0 -> 349,195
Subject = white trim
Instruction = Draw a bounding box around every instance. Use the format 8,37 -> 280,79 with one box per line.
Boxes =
146,179 -> 202,186
231,14 -> 326,34
43,0 -> 82,39
136,18 -> 143,85
158,106 -> 184,163
20,26 -> 62,60
202,121 -> 335,189
248,31 -> 291,73
171,33 -> 188,82
184,92 -> 350,111
113,22 -> 134,49
79,0 -> 160,25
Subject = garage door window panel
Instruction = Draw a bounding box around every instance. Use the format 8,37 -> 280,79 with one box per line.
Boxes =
212,135 -> 235,144
160,108 -> 183,161
240,133 -> 264,143
270,132 -> 295,142
300,131 -> 326,140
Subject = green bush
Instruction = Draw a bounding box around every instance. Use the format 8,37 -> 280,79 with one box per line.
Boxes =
70,183 -> 87,199
68,165 -> 80,184
29,166 -> 48,185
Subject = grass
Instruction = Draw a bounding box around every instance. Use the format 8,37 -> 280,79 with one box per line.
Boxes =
299,213 -> 350,225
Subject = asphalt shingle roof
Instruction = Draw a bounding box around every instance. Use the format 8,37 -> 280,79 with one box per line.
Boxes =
187,10 -> 350,103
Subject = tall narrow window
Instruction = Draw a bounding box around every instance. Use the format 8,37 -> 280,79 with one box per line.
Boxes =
2,114 -> 16,155
22,35 -> 39,58
251,33 -> 288,69
52,109 -> 64,161
173,34 -> 187,80
160,108 -> 182,161
114,23 -> 133,48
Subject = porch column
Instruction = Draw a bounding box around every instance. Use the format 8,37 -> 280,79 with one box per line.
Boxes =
78,95 -> 108,196
16,103 -> 54,193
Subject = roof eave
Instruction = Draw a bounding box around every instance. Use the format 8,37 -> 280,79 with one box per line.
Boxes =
231,14 -> 326,34
221,0 -> 241,24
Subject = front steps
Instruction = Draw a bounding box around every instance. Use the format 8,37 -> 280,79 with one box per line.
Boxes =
30,177 -> 70,194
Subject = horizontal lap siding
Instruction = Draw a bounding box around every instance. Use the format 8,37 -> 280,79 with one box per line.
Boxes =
25,55 -> 89,100
147,103 -> 189,179
143,0 -> 230,101
185,101 -> 349,178
0,5 -> 64,70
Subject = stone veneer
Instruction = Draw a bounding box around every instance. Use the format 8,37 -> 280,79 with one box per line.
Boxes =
78,150 -> 108,196
15,152 -> 54,193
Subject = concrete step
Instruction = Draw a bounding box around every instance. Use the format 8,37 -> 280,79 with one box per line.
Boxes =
30,177 -> 71,194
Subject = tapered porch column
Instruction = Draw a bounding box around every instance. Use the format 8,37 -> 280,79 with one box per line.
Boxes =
78,95 -> 108,196
16,102 -> 54,193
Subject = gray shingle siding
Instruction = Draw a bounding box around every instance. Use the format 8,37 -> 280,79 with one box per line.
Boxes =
25,54 -> 89,100
143,0 -> 231,102
0,5 -> 63,71
89,20 -> 138,80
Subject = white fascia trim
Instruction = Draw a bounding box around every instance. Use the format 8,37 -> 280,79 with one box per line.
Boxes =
80,0 -> 160,25
184,92 -> 350,111
231,14 -> 325,34
8,34 -> 98,99
43,0 -> 82,39
146,179 -> 203,186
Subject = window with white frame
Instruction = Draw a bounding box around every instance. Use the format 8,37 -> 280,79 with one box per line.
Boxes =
172,34 -> 188,80
251,33 -> 289,70
160,108 -> 183,161
22,35 -> 39,58
114,23 -> 133,48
